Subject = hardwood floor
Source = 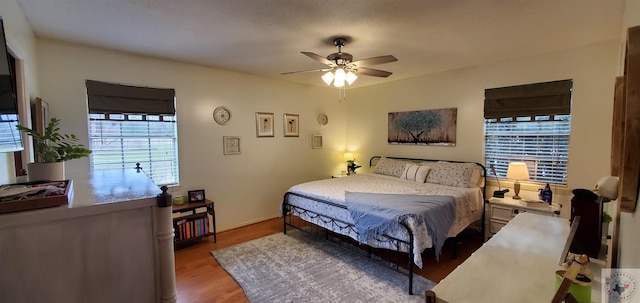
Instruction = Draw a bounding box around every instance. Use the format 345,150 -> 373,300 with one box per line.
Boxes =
174,218 -> 483,303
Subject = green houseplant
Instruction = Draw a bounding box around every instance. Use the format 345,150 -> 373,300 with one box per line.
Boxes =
17,117 -> 91,181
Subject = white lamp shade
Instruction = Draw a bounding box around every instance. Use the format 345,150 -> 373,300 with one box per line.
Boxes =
506,162 -> 530,180
343,152 -> 353,161
321,72 -> 334,85
345,71 -> 358,85
333,68 -> 346,87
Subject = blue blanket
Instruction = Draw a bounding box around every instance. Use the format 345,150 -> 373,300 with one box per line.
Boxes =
344,191 -> 456,259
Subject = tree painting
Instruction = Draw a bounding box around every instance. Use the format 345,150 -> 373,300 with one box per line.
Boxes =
388,108 -> 457,146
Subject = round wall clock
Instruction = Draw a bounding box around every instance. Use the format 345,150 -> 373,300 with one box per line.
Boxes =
213,106 -> 231,125
317,113 -> 328,126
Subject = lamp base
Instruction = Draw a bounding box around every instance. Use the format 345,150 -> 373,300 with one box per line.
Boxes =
513,181 -> 522,199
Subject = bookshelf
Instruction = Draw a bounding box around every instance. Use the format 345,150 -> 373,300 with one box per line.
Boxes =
172,199 -> 216,246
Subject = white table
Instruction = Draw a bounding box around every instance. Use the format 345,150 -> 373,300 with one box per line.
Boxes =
433,213 -> 572,302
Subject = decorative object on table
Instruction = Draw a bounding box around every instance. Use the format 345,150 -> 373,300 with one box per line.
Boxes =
212,106 -> 231,125
317,113 -> 328,126
173,195 -> 185,205
222,136 -> 241,155
255,112 -> 274,137
0,180 -> 72,214
541,183 -> 553,204
187,189 -> 205,202
506,162 -> 529,199
16,117 -> 92,181
283,113 -> 299,137
344,152 -> 361,175
312,134 -> 323,149
388,108 -> 457,146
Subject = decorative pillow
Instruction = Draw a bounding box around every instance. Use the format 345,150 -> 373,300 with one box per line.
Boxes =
373,157 -> 410,177
425,161 -> 476,188
468,166 -> 483,188
400,164 -> 430,183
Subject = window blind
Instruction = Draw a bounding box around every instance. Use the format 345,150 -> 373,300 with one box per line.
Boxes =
0,114 -> 22,152
485,115 -> 570,185
484,79 -> 572,118
89,114 -> 179,185
86,80 -> 176,115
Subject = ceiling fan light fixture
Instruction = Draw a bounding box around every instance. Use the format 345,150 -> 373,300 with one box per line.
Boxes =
333,68 -> 346,87
321,71 -> 334,85
345,71 -> 358,85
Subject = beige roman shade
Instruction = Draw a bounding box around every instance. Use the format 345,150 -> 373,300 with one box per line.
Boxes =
484,79 -> 572,118
86,80 -> 175,115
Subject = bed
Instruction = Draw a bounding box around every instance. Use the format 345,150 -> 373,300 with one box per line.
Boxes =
281,156 -> 486,294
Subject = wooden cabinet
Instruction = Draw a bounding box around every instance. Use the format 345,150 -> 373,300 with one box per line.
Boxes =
172,199 -> 216,246
485,197 -> 561,241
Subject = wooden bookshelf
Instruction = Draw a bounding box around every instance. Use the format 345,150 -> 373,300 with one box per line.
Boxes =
172,199 -> 216,246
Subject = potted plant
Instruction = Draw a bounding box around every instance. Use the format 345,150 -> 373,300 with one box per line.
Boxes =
17,117 -> 92,181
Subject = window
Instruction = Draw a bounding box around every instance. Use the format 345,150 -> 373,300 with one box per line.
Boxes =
484,80 -> 572,185
86,80 -> 179,185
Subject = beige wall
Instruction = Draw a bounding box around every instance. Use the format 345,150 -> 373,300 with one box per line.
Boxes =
617,0 -> 640,269
0,0 -> 39,184
346,41 -> 619,192
35,39 -> 347,231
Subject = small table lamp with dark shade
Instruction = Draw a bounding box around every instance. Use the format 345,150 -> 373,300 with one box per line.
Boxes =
507,162 -> 530,199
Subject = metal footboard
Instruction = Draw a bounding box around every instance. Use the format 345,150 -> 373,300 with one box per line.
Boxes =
282,191 -> 416,295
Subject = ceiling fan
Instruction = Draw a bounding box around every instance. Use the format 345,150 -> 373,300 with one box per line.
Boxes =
281,37 -> 398,87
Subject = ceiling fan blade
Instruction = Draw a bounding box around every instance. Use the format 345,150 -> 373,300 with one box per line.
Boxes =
351,55 -> 397,67
281,68 -> 331,75
301,52 -> 335,66
357,67 -> 393,78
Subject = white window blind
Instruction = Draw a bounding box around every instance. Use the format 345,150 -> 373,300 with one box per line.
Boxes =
485,115 -> 570,185
89,113 -> 179,185
0,114 -> 22,152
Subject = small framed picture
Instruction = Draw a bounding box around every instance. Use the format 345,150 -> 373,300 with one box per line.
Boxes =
223,136 -> 241,155
284,113 -> 299,137
312,134 -> 323,149
188,189 -> 205,202
255,112 -> 274,137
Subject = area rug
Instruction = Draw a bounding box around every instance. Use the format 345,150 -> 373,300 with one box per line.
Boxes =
211,230 -> 436,302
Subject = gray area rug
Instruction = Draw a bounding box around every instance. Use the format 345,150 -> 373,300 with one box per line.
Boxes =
211,230 -> 436,302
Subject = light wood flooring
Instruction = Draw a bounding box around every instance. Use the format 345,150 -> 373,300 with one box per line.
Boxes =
174,218 -> 483,303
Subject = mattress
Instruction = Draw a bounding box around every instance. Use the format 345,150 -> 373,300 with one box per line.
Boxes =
283,172 -> 484,268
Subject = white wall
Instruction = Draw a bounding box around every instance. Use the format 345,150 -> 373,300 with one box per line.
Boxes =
617,0 -> 640,269
36,39 -> 347,231
0,0 -> 39,184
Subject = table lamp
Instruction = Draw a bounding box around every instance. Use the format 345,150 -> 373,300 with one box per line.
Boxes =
506,162 -> 529,199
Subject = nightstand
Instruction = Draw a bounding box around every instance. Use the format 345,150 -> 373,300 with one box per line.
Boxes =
485,196 -> 561,241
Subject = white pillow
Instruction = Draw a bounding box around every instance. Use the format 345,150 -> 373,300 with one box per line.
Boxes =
400,164 -> 431,183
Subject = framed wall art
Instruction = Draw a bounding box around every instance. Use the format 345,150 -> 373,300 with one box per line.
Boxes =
388,108 -> 457,146
284,113 -> 299,137
255,112 -> 274,137
312,134 -> 323,149
223,136 -> 241,155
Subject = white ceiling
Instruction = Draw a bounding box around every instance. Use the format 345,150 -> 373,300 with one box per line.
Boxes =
16,0 -> 625,88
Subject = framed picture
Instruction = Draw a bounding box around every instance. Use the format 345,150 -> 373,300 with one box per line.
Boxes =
188,189 -> 205,202
255,112 -> 274,137
223,136 -> 241,155
284,113 -> 299,137
312,134 -> 323,149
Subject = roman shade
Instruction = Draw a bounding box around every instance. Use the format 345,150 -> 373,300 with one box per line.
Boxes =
484,79 -> 572,118
86,80 -> 175,115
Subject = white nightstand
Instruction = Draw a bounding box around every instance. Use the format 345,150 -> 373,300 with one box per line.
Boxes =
485,196 -> 561,241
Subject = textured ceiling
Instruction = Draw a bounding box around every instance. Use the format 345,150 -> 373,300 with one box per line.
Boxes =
16,0 -> 625,88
